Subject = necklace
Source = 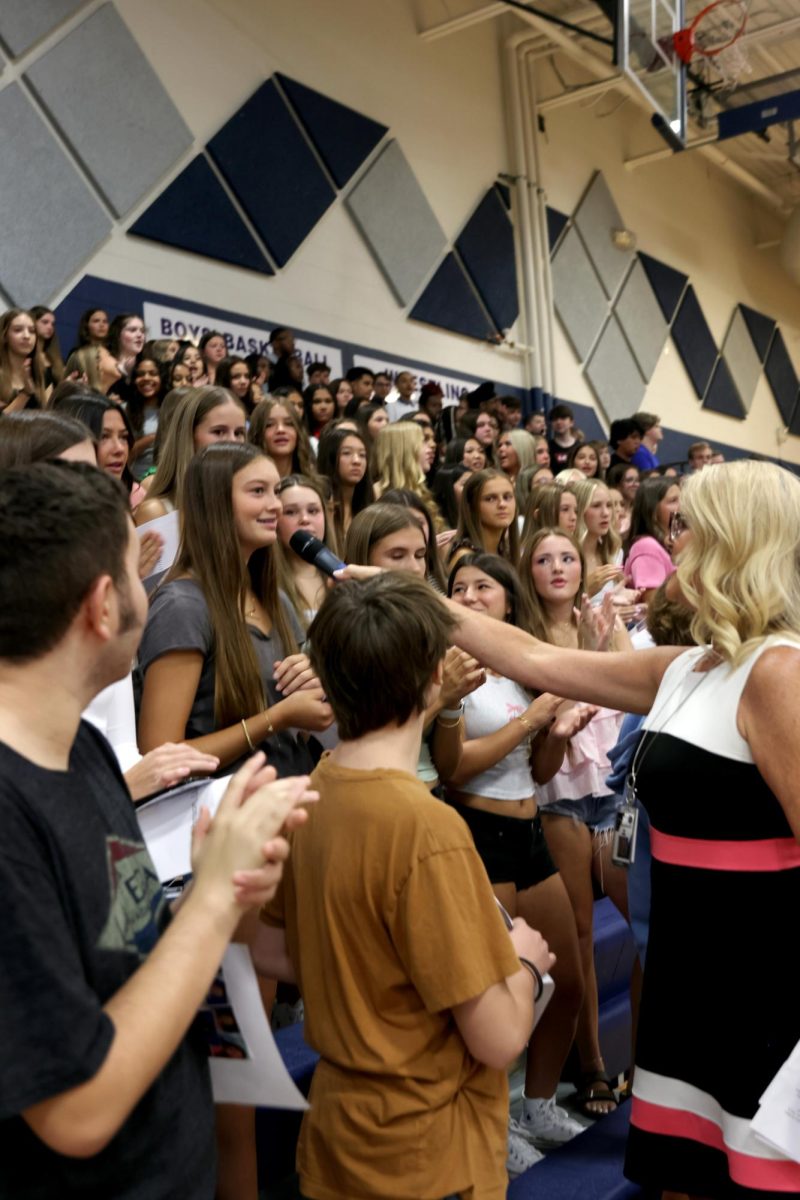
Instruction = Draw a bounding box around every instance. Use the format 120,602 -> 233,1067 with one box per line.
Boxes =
627,648 -> 720,802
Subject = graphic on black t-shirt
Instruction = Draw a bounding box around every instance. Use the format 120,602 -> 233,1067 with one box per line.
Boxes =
97,836 -> 165,959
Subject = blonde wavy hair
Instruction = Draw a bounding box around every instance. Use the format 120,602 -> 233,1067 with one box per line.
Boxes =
373,422 -> 434,503
572,477 -> 621,564
676,460 -> 800,664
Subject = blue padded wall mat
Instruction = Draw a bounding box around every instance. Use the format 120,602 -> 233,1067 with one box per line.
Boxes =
129,155 -> 273,274
765,328 -> 800,429
638,250 -> 688,322
702,357 -> 745,419
546,206 -> 569,253
739,303 -> 776,363
671,284 -> 718,398
276,73 -> 387,189
409,253 -> 496,342
455,188 -> 517,332
207,79 -> 335,267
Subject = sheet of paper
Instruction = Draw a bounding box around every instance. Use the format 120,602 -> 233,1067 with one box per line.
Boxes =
137,776 -> 229,881
204,944 -> 309,1110
752,1039 -> 800,1164
136,509 -> 180,578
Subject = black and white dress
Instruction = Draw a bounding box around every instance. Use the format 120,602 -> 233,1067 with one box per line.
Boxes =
625,638 -> 800,1199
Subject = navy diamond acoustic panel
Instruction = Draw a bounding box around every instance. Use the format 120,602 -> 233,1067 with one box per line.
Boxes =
208,79 -> 335,268
129,155 -> 272,274
276,74 -> 387,188
702,357 -> 746,419
25,5 -> 192,218
764,329 -> 800,429
455,189 -> 517,332
739,303 -> 776,363
0,0 -> 85,57
638,251 -> 688,322
671,285 -> 718,398
546,207 -> 569,254
409,253 -> 495,342
0,84 -> 110,307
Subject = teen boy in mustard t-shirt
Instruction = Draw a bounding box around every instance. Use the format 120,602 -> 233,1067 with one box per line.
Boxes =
255,574 -> 554,1200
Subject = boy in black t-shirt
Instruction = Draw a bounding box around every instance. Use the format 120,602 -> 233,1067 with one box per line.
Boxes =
0,464 -> 314,1199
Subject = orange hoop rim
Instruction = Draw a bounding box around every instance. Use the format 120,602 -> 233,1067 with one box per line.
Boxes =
673,0 -> 748,65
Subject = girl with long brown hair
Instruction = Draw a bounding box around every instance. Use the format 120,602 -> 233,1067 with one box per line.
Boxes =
138,442 -> 332,773
449,468 -> 519,566
316,426 -> 374,543
248,396 -> 315,479
0,308 -> 48,411
134,387 -> 246,524
517,526 -> 630,1118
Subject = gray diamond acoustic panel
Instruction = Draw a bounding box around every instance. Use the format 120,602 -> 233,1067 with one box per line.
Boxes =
25,4 -> 192,217
0,83 -> 110,306
0,0 -> 86,57
345,140 -> 448,307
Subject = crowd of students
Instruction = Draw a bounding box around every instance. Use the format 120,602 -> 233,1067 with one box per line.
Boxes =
1,301 -> 798,1200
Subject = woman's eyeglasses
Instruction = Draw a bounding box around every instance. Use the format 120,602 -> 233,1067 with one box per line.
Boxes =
669,512 -> 688,541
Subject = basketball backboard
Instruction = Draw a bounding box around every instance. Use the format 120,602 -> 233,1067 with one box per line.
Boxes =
619,0 -> 687,148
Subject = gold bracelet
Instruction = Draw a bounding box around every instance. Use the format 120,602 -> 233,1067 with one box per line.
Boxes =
517,714 -> 534,736
241,718 -> 255,753
436,714 -> 462,728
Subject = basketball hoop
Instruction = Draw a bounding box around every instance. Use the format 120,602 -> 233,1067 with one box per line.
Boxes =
673,0 -> 751,89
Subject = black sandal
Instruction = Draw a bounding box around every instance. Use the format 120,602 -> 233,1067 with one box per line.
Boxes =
572,1070 -> 618,1118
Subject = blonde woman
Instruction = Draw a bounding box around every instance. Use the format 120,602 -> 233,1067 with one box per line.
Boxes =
372,421 -> 434,503
496,429 -> 538,487
445,459 -> 800,1200
572,478 -> 623,598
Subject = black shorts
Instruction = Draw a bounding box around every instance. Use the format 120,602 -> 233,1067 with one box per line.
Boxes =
455,804 -> 557,892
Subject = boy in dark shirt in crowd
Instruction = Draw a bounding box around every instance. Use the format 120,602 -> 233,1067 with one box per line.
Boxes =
0,463 -> 313,1199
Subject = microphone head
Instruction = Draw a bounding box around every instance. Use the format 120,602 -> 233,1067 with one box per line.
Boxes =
289,529 -> 319,564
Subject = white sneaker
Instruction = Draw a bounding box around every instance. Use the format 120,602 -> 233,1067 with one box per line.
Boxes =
507,1119 -> 545,1176
518,1096 -> 585,1148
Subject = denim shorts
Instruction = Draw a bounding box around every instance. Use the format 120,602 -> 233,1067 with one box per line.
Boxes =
454,804 -> 557,892
540,792 -> 619,832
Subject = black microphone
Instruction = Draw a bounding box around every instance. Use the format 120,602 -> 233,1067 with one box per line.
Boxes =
289,530 -> 347,578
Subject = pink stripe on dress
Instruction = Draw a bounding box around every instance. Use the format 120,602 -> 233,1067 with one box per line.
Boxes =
632,1097 -> 800,1192
650,826 -> 800,872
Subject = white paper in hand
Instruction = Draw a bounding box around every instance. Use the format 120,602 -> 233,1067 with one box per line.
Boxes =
137,509 -> 180,578
137,776 -> 229,881
751,1039 -> 800,1164
203,944 -> 309,1109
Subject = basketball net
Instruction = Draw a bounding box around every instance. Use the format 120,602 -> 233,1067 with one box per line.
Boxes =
677,0 -> 751,91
